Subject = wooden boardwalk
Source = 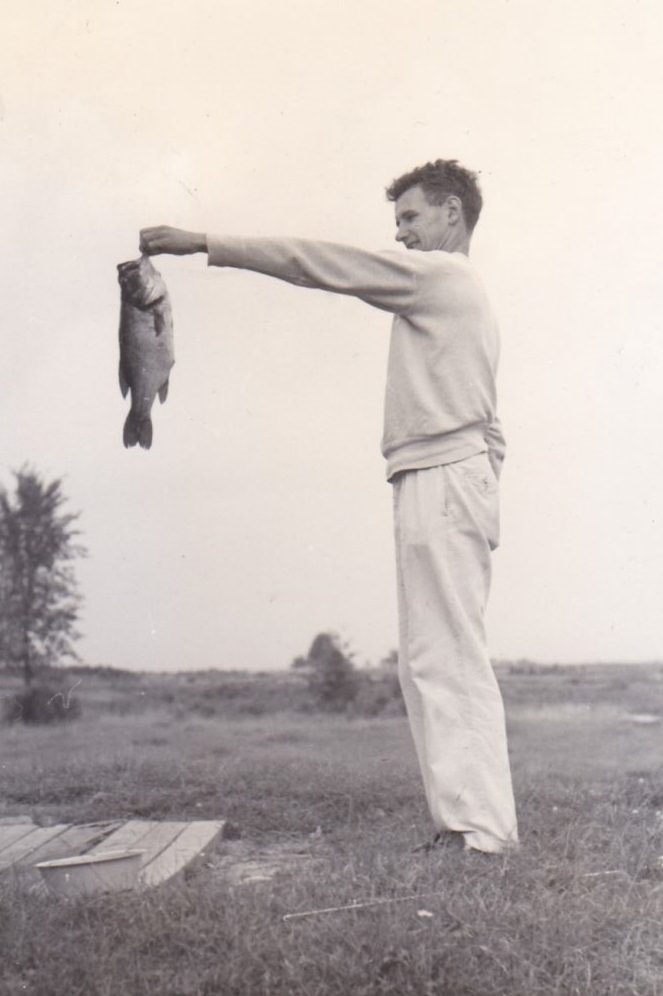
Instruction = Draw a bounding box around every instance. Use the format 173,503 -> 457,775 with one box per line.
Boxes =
0,817 -> 225,892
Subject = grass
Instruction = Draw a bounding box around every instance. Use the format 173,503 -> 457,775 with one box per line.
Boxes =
1,664 -> 663,995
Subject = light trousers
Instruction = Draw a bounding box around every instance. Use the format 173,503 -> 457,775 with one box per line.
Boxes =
393,453 -> 518,853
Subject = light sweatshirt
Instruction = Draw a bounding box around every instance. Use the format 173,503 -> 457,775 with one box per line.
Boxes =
207,236 -> 505,481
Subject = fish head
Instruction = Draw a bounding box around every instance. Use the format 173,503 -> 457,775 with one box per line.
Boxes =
117,255 -> 166,308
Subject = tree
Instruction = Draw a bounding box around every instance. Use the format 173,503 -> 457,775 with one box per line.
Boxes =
0,468 -> 86,686
380,648 -> 399,671
292,631 -> 359,711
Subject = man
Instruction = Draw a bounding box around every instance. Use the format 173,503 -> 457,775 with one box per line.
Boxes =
140,158 -> 518,854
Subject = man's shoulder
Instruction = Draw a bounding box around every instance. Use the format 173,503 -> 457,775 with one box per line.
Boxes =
404,251 -> 483,290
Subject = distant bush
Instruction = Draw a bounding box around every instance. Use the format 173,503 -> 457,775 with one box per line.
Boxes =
2,684 -> 82,725
293,633 -> 359,712
350,672 -> 405,718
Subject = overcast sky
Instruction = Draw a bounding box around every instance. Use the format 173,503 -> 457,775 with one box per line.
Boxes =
2,0 -> 662,672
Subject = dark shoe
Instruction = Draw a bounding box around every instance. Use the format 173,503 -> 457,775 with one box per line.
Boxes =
413,830 -> 466,854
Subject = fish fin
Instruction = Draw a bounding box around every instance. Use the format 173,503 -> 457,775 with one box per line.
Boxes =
138,421 -> 153,449
123,413 -> 153,450
119,362 -> 130,398
158,379 -> 169,404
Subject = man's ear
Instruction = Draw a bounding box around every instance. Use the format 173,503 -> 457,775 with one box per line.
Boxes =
445,195 -> 463,226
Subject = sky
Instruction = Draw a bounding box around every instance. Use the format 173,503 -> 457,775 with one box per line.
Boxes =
1,0 -> 662,672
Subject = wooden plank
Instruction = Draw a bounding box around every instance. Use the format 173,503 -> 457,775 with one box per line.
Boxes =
17,821 -> 122,868
89,820 -> 190,875
140,820 -> 225,887
133,822 -> 191,868
0,823 -> 42,855
20,822 -> 122,897
63,820 -> 124,856
87,820 -> 160,857
0,826 -> 70,870
125,821 -> 190,872
1,818 -> 226,890
91,819 -> 225,886
88,820 -> 182,864
22,820 -> 147,896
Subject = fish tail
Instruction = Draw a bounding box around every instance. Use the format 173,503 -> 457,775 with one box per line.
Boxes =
123,413 -> 153,450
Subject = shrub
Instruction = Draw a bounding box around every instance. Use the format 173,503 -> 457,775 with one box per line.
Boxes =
2,684 -> 82,725
295,633 -> 359,711
350,672 -> 406,717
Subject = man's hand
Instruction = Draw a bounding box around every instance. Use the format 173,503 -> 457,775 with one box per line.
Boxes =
139,226 -> 207,256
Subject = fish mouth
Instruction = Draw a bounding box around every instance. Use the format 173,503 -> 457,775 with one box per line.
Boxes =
117,258 -> 144,275
118,256 -> 166,309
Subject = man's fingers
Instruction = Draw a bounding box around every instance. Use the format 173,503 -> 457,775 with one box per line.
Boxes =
138,226 -> 204,255
139,226 -> 174,252
139,227 -> 164,255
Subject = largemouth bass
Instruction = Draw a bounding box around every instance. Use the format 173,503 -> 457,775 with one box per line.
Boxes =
117,255 -> 175,449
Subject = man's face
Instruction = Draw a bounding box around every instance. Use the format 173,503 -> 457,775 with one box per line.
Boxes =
394,185 -> 452,251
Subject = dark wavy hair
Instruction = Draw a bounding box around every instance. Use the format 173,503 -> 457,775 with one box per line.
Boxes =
385,159 -> 483,232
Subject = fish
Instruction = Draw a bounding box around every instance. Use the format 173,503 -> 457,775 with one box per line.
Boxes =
117,255 -> 175,449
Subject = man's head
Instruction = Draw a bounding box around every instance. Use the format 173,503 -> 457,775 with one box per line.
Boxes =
386,159 -> 482,253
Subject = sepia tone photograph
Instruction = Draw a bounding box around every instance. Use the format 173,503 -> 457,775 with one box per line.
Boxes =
1,1 -> 662,993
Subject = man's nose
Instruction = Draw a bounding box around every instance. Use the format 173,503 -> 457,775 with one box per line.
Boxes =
395,227 -> 406,243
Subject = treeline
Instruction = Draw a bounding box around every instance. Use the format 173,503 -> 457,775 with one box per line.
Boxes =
0,631 -> 405,724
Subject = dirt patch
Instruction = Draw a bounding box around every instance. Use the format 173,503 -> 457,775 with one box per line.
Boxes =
207,838 -> 327,887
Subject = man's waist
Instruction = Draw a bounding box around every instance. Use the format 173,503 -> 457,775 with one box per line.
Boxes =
383,425 -> 490,481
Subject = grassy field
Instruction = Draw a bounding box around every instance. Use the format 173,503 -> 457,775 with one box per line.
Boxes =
0,663 -> 662,995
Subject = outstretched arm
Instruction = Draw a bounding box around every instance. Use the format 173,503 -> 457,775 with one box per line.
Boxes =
139,227 -> 421,314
